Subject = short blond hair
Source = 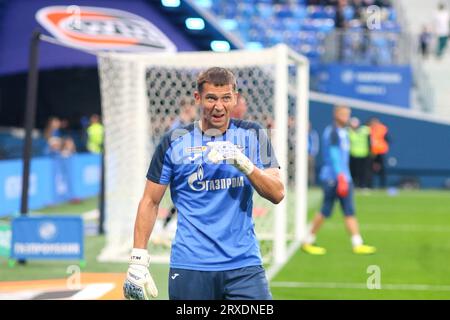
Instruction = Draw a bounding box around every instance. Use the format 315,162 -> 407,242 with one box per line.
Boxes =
334,104 -> 350,113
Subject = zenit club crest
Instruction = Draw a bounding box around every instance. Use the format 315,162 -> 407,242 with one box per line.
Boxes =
36,6 -> 177,52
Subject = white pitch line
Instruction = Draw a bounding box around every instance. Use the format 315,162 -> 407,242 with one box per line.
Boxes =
266,191 -> 323,281
271,281 -> 450,292
326,223 -> 450,233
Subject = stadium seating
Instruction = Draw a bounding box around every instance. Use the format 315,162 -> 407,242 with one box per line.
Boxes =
197,0 -> 400,67
0,128 -> 84,160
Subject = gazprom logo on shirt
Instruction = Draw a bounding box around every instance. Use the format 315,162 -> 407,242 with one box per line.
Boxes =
188,164 -> 244,192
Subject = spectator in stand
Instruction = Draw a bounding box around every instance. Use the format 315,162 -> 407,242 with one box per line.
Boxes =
231,93 -> 248,120
44,116 -> 62,141
86,114 -> 104,154
362,0 -> 375,6
43,117 -> 62,156
352,0 -> 364,17
335,0 -> 349,62
434,3 -> 449,59
169,96 -> 198,130
60,118 -> 70,137
374,0 -> 391,7
79,115 -> 90,152
61,136 -> 77,157
419,25 -> 433,59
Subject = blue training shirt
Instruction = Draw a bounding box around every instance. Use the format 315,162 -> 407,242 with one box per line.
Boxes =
319,125 -> 352,182
146,119 -> 279,271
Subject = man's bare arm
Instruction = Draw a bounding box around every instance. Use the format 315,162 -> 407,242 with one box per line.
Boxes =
247,167 -> 285,204
133,180 -> 168,249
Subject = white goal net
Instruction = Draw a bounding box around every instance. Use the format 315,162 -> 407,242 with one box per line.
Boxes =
96,44 -> 309,272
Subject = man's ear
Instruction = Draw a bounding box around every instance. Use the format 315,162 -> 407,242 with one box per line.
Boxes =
194,91 -> 201,105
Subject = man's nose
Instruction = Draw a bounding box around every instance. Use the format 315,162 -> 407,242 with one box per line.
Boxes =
213,102 -> 225,111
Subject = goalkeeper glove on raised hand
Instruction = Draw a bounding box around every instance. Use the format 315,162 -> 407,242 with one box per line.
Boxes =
206,141 -> 254,175
336,173 -> 349,198
123,248 -> 158,300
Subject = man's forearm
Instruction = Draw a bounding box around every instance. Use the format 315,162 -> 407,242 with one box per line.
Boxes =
133,198 -> 159,249
330,146 -> 342,175
247,168 -> 285,204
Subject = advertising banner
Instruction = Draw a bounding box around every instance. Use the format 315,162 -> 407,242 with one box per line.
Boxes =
0,154 -> 101,217
317,64 -> 412,108
10,216 -> 83,260
0,158 -> 54,217
0,224 -> 11,257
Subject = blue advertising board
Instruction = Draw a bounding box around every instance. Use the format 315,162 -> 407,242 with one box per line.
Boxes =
316,64 -> 412,108
68,154 -> 101,199
52,156 -> 72,204
10,216 -> 84,260
0,158 -> 54,216
0,154 -> 101,217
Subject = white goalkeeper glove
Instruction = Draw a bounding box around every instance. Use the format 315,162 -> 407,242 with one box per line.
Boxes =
123,248 -> 158,300
207,141 -> 254,175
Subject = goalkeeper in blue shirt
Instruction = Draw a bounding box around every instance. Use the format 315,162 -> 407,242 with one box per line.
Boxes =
301,105 -> 376,256
123,67 -> 284,300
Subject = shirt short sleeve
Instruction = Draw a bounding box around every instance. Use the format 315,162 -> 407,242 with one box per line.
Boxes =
146,134 -> 173,185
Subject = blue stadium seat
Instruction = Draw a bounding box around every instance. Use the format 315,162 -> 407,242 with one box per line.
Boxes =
343,6 -> 355,21
274,4 -> 293,18
205,0 -> 399,68
292,5 -> 307,19
237,3 -> 255,16
256,3 -> 273,19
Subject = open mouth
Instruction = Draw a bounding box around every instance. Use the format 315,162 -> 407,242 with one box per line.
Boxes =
212,114 -> 225,121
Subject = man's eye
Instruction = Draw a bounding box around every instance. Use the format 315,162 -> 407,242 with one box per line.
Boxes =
223,97 -> 231,102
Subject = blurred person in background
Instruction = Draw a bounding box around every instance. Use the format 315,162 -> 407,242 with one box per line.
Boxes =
434,3 -> 449,59
335,0 -> 349,62
231,93 -> 248,120
349,117 -> 371,189
369,117 -> 389,189
61,136 -> 77,157
86,114 -> 104,154
59,118 -> 70,137
301,105 -> 376,255
59,118 -> 77,157
308,121 -> 320,186
44,116 -> 62,141
43,116 -> 62,156
169,96 -> 198,130
419,25 -> 433,59
79,115 -> 90,152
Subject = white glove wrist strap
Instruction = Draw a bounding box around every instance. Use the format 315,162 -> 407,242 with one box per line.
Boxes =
235,153 -> 255,175
130,248 -> 150,267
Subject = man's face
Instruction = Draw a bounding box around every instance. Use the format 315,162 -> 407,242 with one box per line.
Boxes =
194,83 -> 237,132
335,107 -> 351,127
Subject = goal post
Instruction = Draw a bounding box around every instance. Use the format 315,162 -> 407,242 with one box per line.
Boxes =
96,44 -> 309,271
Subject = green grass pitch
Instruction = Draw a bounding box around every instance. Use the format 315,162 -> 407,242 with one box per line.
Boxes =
1,189 -> 450,299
